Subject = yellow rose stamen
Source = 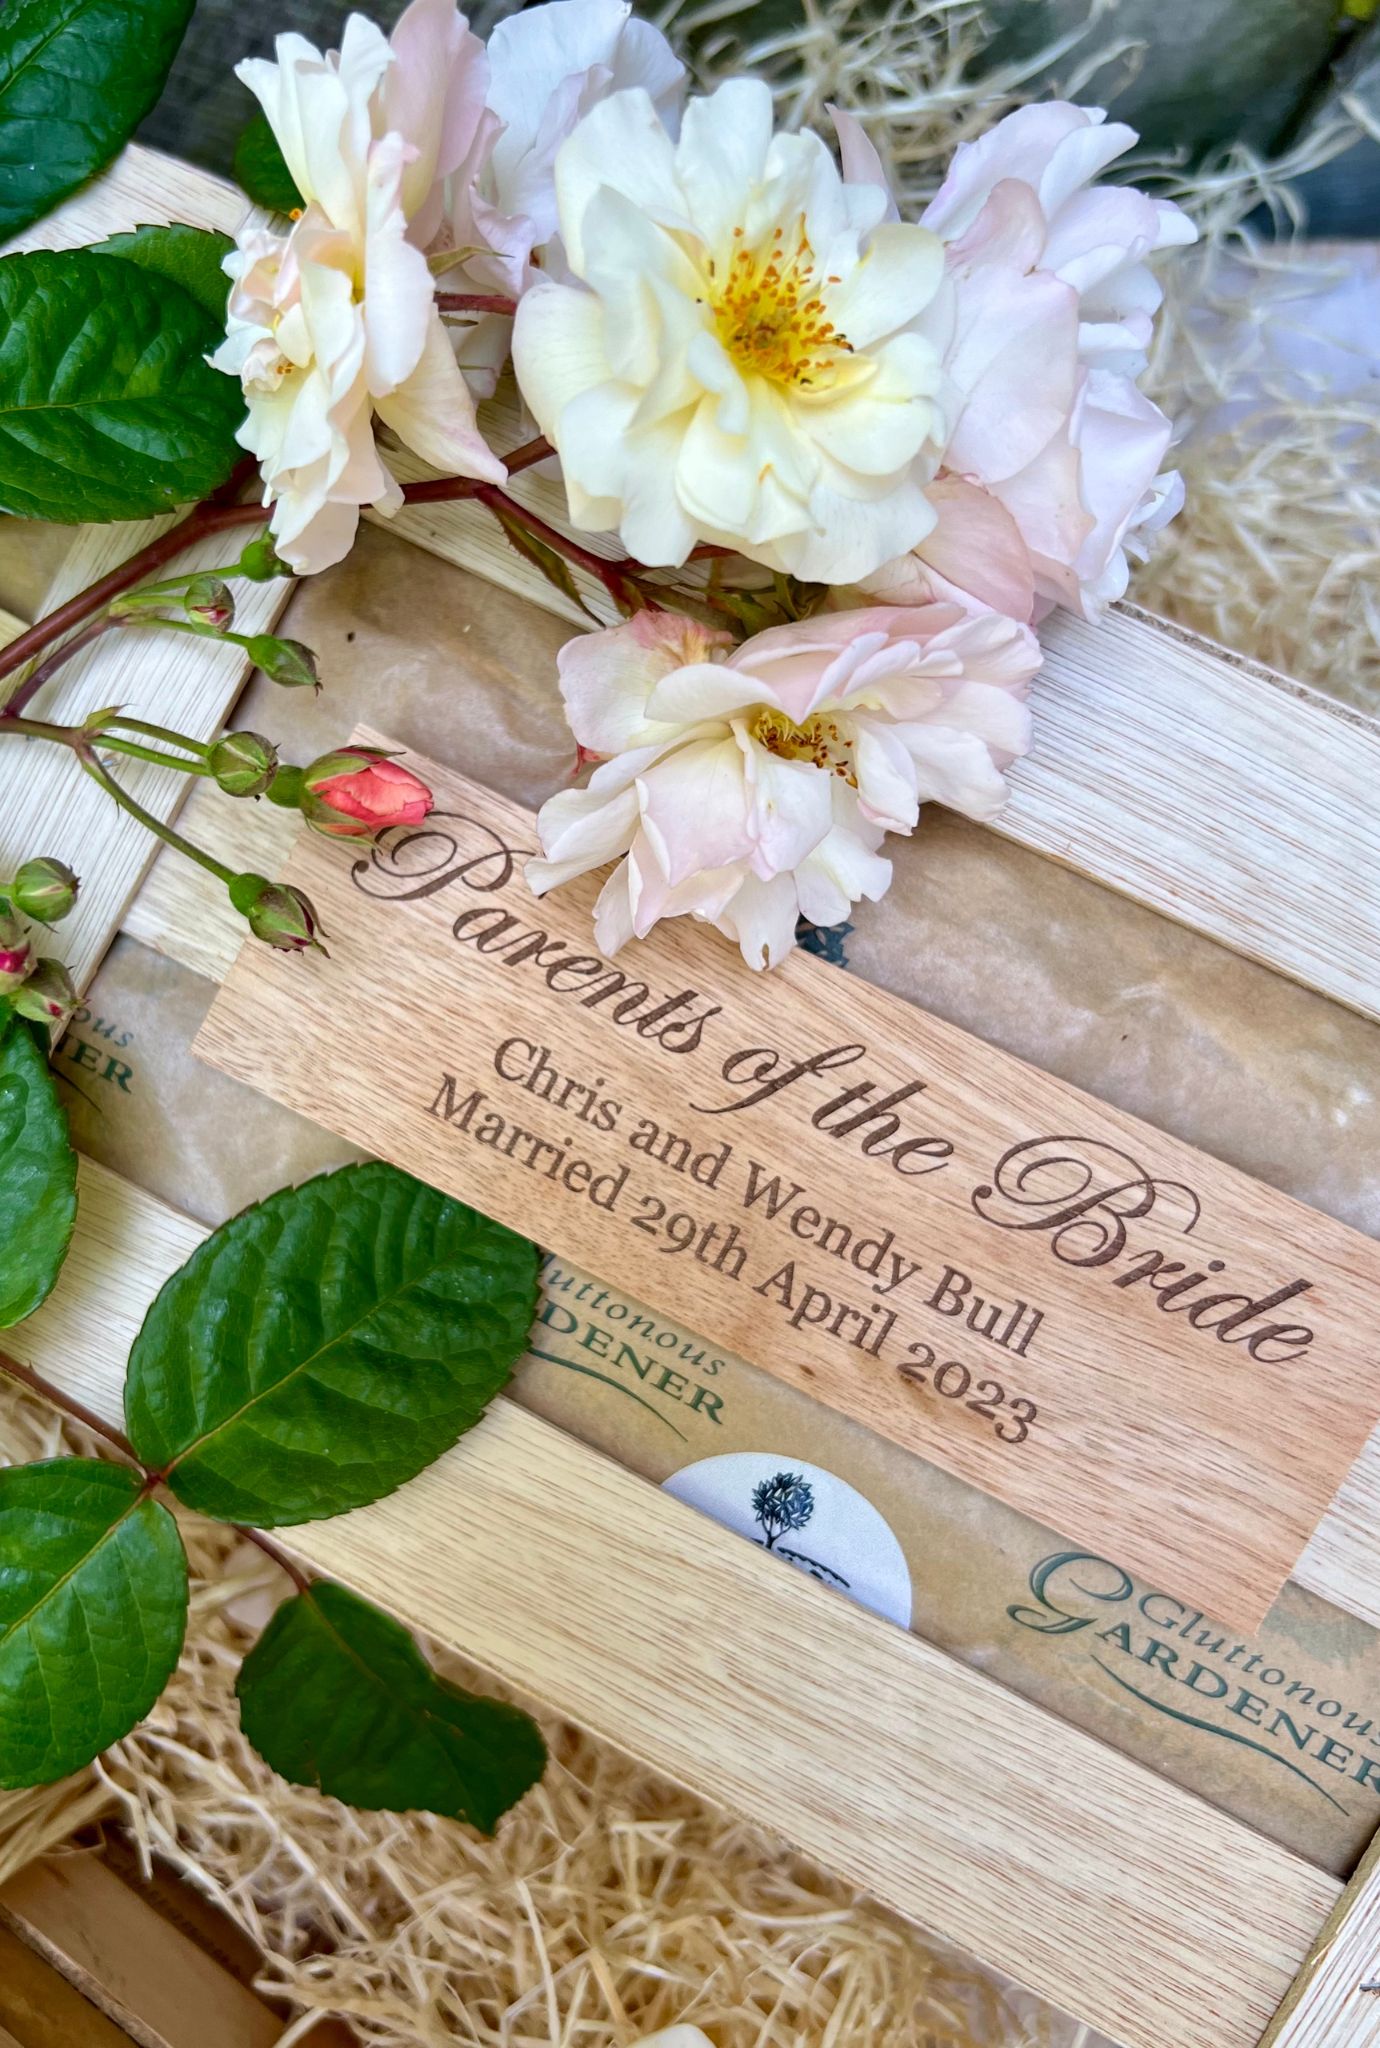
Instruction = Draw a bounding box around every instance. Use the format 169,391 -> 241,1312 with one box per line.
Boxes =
710,219 -> 854,391
750,705 -> 857,784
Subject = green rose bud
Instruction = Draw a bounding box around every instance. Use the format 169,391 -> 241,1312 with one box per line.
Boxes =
182,574 -> 236,631
109,573 -> 234,630
208,730 -> 279,799
9,957 -> 77,1028
9,857 -> 79,925
227,872 -> 326,954
236,536 -> 296,582
244,635 -> 320,690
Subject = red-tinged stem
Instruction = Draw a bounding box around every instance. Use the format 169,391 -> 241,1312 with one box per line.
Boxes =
0,1351 -> 314,1588
0,501 -> 268,703
237,1524 -> 312,1593
475,483 -> 639,602
0,1353 -> 141,1464
436,291 -> 519,316
0,438 -> 558,705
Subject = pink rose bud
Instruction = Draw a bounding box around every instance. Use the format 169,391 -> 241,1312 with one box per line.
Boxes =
227,872 -> 327,954
299,749 -> 434,839
0,911 -> 33,993
10,857 -> 78,925
10,957 -> 77,1027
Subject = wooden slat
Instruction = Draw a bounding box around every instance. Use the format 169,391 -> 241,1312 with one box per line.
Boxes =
1000,606 -> 1380,1025
0,149 -> 294,996
119,767 -> 1380,1640
1,143 -> 246,256
0,1859 -> 284,2048
1261,1827 -> 1380,2046
1,1155 -> 1340,2048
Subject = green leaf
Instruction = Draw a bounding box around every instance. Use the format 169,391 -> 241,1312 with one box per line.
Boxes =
0,1459 -> 188,1788
232,112 -> 304,215
0,249 -> 245,522
90,224 -> 234,326
0,1009 -> 77,1328
0,0 -> 195,241
125,1162 -> 539,1527
491,501 -> 600,623
237,1582 -> 546,1831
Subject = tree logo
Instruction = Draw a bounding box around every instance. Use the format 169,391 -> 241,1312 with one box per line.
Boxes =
751,1470 -> 849,1588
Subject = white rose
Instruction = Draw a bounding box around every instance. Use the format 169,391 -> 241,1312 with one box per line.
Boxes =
512,78 -> 947,585
213,0 -> 505,573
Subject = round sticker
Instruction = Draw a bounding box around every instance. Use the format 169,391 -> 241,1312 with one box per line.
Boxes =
663,1451 -> 912,1628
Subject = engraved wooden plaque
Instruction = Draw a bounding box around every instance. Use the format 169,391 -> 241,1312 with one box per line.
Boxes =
195,732 -> 1380,1628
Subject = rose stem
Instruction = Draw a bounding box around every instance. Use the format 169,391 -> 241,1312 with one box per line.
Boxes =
0,436 -> 556,702
0,1354 -> 312,1591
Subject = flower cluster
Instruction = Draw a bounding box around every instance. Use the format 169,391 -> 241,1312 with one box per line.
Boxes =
215,0 -> 1194,967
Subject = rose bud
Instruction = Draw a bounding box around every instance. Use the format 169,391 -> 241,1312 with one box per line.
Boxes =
236,536 -> 295,583
209,730 -> 279,799
109,573 -> 234,630
299,748 -> 434,838
10,857 -> 79,925
0,912 -> 33,993
245,635 -> 320,690
183,574 -> 236,631
227,872 -> 327,954
10,957 -> 77,1027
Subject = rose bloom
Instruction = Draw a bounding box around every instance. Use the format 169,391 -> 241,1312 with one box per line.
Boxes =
301,749 -> 435,836
849,102 -> 1196,623
214,0 -> 506,573
527,606 -> 1038,970
512,77 -> 946,584
429,0 -> 685,397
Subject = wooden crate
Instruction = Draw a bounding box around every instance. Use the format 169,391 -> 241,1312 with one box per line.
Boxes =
3,144 -> 1380,2048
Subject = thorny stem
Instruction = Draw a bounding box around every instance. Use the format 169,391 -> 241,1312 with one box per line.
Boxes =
475,483 -> 646,606
0,714 -> 213,775
0,1353 -> 313,1588
3,616 -> 118,715
80,748 -> 237,885
436,291 -> 519,316
0,438 -> 557,702
0,1353 -> 140,1464
237,1525 -> 312,1593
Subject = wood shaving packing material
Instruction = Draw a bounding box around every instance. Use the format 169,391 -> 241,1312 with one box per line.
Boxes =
0,1388 -> 1099,2047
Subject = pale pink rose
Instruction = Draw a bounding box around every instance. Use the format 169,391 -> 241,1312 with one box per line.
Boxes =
213,0 -> 505,573
527,605 -> 1039,971
847,102 -> 1196,621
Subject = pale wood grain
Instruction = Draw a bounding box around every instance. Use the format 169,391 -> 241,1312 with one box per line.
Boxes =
1000,605 -> 1380,1023
117,791 -> 1380,1648
0,153 -> 293,996
194,745 -> 1380,1632
1261,1826 -> 1380,2046
0,1859 -> 284,2048
1,1156 -> 1342,2048
1,142 -> 247,253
